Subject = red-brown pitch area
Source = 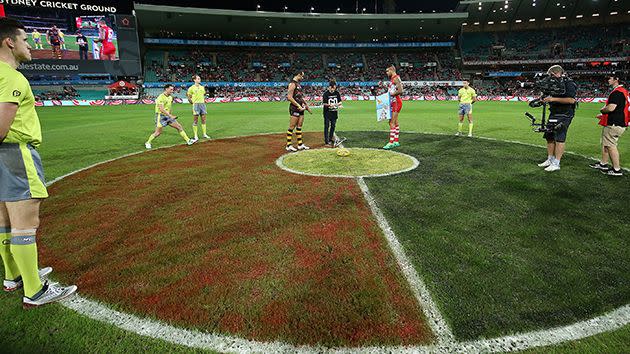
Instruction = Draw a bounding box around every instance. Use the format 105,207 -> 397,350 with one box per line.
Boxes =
39,133 -> 434,346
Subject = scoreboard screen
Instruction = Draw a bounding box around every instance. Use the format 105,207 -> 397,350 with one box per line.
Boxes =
2,1 -> 141,76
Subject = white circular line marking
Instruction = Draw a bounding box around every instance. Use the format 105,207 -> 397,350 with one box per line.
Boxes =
275,148 -> 419,178
45,131 -> 629,353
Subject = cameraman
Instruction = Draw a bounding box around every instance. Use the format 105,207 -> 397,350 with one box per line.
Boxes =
538,65 -> 577,172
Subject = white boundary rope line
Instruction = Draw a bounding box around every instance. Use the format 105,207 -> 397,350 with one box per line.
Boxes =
45,132 -> 629,353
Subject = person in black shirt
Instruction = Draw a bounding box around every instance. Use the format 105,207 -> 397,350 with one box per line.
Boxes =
589,73 -> 629,176
322,81 -> 342,147
538,65 -> 578,172
76,31 -> 88,60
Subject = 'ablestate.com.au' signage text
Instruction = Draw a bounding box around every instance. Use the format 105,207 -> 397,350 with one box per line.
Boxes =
0,0 -> 117,13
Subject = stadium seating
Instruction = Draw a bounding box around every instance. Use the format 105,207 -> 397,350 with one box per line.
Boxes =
462,25 -> 629,61
139,22 -> 623,100
144,47 -> 463,83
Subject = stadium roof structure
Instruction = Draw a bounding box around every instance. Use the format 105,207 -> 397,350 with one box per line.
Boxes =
457,0 -> 630,30
134,4 -> 468,41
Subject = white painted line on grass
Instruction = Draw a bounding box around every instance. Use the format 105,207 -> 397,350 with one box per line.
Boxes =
62,290 -> 630,353
48,131 -> 630,353
46,132 -> 281,186
407,130 -> 630,172
356,177 -> 456,345
275,148 -> 419,179
454,304 -> 630,353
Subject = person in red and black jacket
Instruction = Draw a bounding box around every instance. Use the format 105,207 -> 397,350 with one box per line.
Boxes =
589,73 -> 629,176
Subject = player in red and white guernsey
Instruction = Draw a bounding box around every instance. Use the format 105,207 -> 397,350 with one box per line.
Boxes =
383,65 -> 403,149
96,19 -> 116,61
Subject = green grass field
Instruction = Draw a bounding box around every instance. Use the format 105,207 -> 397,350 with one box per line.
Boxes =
0,100 -> 628,353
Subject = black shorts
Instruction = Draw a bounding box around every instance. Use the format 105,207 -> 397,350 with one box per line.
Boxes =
543,114 -> 573,143
289,104 -> 305,117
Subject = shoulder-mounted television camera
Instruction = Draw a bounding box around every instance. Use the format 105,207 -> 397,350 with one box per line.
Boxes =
533,74 -> 567,96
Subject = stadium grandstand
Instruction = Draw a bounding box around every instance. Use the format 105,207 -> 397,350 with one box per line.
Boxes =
14,0 -> 627,103
2,0 -> 630,353
129,0 -> 628,104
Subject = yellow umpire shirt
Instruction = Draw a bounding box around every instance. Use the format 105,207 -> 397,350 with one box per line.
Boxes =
187,85 -> 205,104
155,93 -> 173,115
0,61 -> 42,148
458,87 -> 477,104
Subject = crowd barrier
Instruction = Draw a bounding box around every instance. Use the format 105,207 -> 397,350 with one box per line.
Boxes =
34,95 -> 607,107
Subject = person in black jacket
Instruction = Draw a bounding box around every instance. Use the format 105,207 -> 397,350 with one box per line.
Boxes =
322,80 -> 342,147
76,31 -> 88,60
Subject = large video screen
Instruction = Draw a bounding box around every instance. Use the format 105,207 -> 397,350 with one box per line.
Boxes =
1,1 -> 141,76
21,14 -> 120,61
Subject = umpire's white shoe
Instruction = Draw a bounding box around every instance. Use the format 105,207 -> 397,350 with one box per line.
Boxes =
538,158 -> 553,167
145,142 -> 152,149
544,164 -> 561,172
297,144 -> 310,150
286,145 -> 298,152
4,267 -> 53,292
23,281 -> 77,309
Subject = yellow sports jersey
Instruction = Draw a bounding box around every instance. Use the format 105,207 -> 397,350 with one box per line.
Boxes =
58,31 -> 64,38
187,85 -> 205,104
155,93 -> 173,114
458,87 -> 477,104
0,61 -> 42,147
32,32 -> 41,39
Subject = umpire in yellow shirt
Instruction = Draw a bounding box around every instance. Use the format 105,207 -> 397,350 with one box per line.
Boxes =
0,17 -> 76,307
187,75 -> 209,141
456,80 -> 478,137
